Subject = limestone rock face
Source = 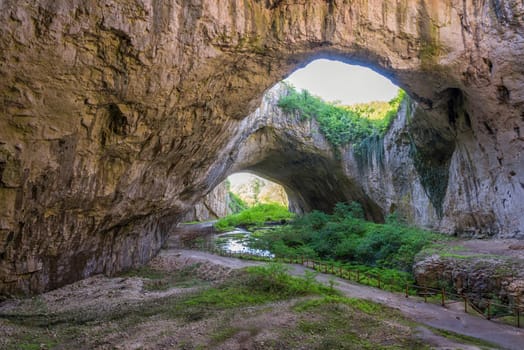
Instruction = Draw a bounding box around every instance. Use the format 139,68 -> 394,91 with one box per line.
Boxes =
179,181 -> 230,222
0,0 -> 523,295
413,253 -> 524,304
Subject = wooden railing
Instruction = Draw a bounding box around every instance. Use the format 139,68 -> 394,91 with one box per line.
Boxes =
194,244 -> 523,329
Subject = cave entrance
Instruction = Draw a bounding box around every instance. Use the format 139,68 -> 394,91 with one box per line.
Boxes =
227,172 -> 289,210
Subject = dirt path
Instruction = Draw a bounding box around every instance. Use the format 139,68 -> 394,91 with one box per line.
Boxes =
176,249 -> 524,350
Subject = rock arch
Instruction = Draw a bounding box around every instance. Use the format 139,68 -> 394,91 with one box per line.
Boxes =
225,83 -> 385,221
0,0 -> 523,295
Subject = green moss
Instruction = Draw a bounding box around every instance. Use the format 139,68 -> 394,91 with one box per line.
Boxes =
16,340 -> 58,350
409,143 -> 450,218
290,295 -> 430,350
417,2 -> 444,68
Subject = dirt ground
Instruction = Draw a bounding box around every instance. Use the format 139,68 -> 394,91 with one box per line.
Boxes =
175,249 -> 524,350
2,242 -> 524,349
2,223 -> 524,349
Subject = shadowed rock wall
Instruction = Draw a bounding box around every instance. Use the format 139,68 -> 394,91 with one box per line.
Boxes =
0,0 -> 523,295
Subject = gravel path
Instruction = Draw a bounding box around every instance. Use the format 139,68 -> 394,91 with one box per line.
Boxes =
176,249 -> 524,350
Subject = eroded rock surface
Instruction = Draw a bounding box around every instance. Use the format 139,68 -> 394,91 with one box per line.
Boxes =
179,181 -> 230,222
0,0 -> 523,295
413,239 -> 524,304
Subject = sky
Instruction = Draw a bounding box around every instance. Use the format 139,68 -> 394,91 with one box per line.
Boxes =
228,172 -> 258,185
284,59 -> 399,105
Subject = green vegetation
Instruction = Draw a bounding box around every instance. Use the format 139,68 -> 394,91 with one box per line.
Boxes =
294,295 -> 387,315
429,327 -> 500,350
249,202 -> 442,272
184,264 -> 336,309
215,203 -> 293,231
120,264 -> 208,291
227,191 -> 248,214
409,144 -> 451,218
2,263 -> 498,349
12,336 -> 57,350
290,295 -> 429,350
277,84 -> 405,149
225,178 -> 248,214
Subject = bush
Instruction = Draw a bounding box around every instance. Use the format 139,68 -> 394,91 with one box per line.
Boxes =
252,202 -> 442,272
215,203 -> 293,231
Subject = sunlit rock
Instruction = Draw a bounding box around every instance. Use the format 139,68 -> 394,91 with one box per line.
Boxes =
0,0 -> 523,295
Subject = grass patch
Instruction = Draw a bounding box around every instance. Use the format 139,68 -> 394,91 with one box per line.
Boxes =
289,295 -> 430,350
184,263 -> 337,310
2,264 -> 495,350
429,327 -> 502,350
215,203 -> 294,231
294,296 -> 384,315
7,334 -> 57,350
119,264 -> 208,291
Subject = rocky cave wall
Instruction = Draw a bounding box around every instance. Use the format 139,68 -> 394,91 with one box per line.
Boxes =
178,181 -> 230,222
0,0 -> 523,296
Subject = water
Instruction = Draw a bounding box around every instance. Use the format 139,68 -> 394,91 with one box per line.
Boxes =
213,227 -> 274,258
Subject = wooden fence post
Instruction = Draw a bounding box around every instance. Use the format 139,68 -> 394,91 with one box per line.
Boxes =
441,288 -> 445,307
517,297 -> 521,328
405,283 -> 409,298
377,275 -> 381,289
424,287 -> 428,303
487,300 -> 491,320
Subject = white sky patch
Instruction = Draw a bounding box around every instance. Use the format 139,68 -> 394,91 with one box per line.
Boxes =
228,172 -> 255,185
284,59 -> 399,105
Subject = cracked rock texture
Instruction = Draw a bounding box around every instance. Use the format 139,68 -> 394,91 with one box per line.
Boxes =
0,0 -> 523,295
179,181 -> 230,222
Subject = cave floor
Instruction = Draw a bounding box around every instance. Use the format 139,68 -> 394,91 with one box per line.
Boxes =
1,243 -> 523,349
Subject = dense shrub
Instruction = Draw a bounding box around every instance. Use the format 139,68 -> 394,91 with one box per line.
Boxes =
215,203 -> 293,232
254,202 -> 440,272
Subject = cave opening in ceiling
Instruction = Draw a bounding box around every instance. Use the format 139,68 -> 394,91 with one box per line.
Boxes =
220,58 -> 406,222
284,58 -> 401,105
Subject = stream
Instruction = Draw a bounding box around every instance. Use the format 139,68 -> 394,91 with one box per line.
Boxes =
212,227 -> 275,258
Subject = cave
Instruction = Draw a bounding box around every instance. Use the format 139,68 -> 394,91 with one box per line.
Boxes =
0,1 -> 523,296
226,172 -> 288,208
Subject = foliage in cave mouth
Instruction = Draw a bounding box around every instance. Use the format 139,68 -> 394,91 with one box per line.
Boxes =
277,84 -> 405,166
